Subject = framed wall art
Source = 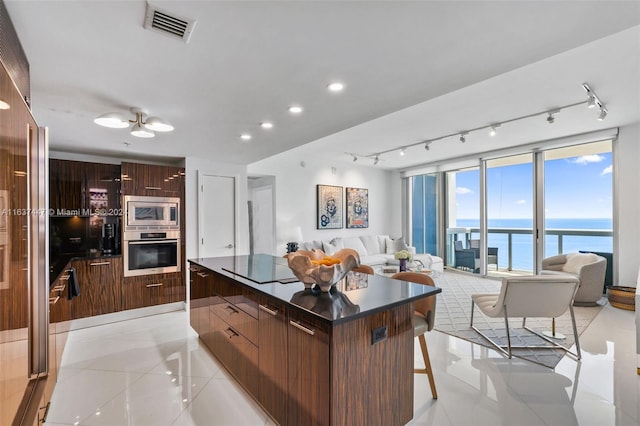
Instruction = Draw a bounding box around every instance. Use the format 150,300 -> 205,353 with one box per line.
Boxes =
317,185 -> 343,229
346,187 -> 368,228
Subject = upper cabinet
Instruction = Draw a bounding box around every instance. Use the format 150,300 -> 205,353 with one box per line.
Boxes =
121,162 -> 185,197
49,159 -> 121,215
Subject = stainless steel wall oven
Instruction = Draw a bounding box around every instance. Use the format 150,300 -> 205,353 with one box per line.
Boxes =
123,230 -> 180,277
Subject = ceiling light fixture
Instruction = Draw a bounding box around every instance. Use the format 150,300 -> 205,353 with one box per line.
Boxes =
582,83 -> 608,121
399,147 -> 406,156
352,154 -> 358,162
489,124 -> 500,136
260,121 -> 273,129
288,105 -> 303,114
240,133 -> 252,141
94,107 -> 174,138
328,82 -> 345,92
373,155 -> 380,166
357,83 -> 606,165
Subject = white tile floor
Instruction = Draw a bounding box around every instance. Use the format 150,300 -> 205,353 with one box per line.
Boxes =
45,304 -> 639,426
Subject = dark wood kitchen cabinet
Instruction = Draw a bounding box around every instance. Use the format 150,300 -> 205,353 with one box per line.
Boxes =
69,257 -> 122,319
121,273 -> 181,311
121,162 -> 184,197
49,159 -> 121,214
49,268 -> 73,323
258,297 -> 288,425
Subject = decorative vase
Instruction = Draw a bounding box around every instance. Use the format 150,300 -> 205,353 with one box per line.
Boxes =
399,258 -> 407,272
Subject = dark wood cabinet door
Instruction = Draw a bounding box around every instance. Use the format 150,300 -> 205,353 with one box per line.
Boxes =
49,271 -> 72,323
258,297 -> 288,425
121,273 -> 178,310
287,310 -> 330,426
121,162 -> 184,197
49,159 -> 85,213
189,264 -> 211,335
85,163 -> 121,212
70,257 -> 122,319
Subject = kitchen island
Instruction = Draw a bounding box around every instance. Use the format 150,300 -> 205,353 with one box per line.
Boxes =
189,254 -> 441,426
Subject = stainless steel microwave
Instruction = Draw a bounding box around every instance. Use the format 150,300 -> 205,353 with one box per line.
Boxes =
124,195 -> 179,231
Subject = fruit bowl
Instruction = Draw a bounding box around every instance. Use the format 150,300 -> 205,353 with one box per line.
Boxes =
286,248 -> 360,292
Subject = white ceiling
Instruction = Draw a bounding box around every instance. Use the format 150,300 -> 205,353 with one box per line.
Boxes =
5,1 -> 640,170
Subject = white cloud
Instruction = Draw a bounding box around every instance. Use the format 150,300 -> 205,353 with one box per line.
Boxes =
571,154 -> 604,165
456,187 -> 473,195
601,165 -> 612,175
515,199 -> 526,205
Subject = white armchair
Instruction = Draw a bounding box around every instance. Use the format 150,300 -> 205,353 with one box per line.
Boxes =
470,275 -> 582,360
541,252 -> 607,306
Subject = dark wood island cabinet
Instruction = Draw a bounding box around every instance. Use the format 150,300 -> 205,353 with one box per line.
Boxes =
189,255 -> 441,426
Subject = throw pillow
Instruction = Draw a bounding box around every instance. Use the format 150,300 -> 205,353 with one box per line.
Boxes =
322,240 -> 338,255
562,252 -> 598,274
360,235 -> 380,255
342,237 -> 368,258
385,236 -> 407,254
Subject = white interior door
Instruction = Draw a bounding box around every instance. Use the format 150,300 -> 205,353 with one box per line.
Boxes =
251,185 -> 274,255
199,173 -> 236,257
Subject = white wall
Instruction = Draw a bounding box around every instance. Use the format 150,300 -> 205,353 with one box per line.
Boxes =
184,157 -> 250,261
248,152 -> 402,256
616,122 -> 640,286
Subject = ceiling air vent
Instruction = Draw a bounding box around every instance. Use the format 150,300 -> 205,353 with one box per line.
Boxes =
143,3 -> 196,43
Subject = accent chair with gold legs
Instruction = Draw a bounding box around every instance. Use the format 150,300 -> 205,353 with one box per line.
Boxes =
470,275 -> 582,360
391,271 -> 438,399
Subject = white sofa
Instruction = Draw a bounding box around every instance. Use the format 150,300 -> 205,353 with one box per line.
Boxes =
299,235 -> 444,273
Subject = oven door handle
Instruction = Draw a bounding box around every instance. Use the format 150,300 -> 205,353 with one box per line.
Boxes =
128,239 -> 179,245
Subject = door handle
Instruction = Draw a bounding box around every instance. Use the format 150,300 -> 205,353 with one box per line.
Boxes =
225,244 -> 234,249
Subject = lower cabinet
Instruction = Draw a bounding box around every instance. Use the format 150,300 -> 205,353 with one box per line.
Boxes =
257,297 -> 288,425
286,308 -> 330,426
122,273 -> 180,311
70,258 -> 122,319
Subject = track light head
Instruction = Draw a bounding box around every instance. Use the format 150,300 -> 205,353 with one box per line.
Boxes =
424,141 -> 431,151
459,132 -> 468,143
373,155 -> 380,165
399,147 -> 406,156
598,107 -> 608,121
587,95 -> 597,108
489,124 -> 501,136
546,109 -> 560,124
352,154 -> 358,162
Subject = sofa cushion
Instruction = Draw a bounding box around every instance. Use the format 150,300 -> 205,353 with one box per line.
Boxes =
300,240 -> 323,251
360,254 -> 388,266
563,252 -> 598,274
342,237 -> 368,258
385,236 -> 407,254
377,235 -> 389,254
360,235 -> 381,255
322,238 -> 344,255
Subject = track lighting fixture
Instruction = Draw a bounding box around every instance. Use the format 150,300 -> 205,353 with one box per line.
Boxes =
582,83 -> 607,121
352,154 -> 358,162
94,107 -> 174,138
350,83 -> 608,164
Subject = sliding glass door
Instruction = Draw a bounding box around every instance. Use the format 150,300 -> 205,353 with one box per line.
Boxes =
485,154 -> 534,274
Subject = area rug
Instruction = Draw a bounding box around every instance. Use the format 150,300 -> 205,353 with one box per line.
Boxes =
432,270 -> 604,369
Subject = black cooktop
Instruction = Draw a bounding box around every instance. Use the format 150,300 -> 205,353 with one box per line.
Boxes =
222,254 -> 297,284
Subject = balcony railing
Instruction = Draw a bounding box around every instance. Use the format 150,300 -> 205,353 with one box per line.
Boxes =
446,226 -> 613,272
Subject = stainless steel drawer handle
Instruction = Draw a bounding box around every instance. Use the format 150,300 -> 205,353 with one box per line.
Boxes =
197,272 -> 208,278
145,186 -> 161,190
90,261 -> 110,266
224,305 -> 238,315
289,320 -> 315,336
224,327 -> 238,339
59,275 -> 70,281
146,283 -> 163,288
53,285 -> 65,292
259,304 -> 278,316
49,296 -> 60,305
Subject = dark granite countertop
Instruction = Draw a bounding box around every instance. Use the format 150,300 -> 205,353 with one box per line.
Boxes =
189,255 -> 441,325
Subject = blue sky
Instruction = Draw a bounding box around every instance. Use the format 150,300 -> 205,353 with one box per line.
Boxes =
456,152 -> 612,219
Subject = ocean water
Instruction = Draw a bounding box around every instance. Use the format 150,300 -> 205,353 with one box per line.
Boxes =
454,218 -> 613,271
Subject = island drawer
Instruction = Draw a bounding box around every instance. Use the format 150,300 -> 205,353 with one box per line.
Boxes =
212,273 -> 259,318
211,298 -> 258,344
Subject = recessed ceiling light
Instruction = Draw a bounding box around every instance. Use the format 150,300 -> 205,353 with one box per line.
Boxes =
288,105 -> 303,114
260,121 -> 273,129
240,133 -> 252,141
328,82 -> 345,92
